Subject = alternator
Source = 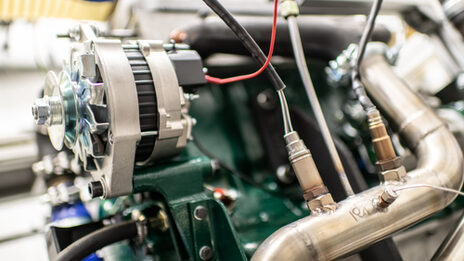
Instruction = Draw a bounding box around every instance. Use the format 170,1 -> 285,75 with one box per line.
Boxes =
32,24 -> 205,198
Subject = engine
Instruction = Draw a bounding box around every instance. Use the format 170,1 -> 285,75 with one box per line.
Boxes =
1,0 -> 464,261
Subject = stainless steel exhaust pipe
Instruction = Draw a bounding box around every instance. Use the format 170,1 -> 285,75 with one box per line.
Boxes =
432,213 -> 464,260
251,52 -> 463,261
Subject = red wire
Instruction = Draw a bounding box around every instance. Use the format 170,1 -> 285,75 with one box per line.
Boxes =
204,0 -> 279,84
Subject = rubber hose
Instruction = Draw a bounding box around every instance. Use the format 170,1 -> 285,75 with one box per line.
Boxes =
55,221 -> 138,261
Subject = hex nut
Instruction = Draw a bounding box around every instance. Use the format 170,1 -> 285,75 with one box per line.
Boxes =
280,0 -> 300,18
379,165 -> 407,182
303,185 -> 329,201
376,157 -> 402,172
32,98 -> 50,125
307,193 -> 337,213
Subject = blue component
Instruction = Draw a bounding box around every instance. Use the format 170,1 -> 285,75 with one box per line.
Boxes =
49,191 -> 101,258
51,202 -> 91,222
82,253 -> 103,261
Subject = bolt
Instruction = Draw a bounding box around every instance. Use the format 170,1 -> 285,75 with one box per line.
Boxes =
152,210 -> 169,232
32,98 -> 50,125
108,131 -> 114,145
56,33 -> 71,38
88,41 -> 95,53
199,246 -> 213,260
68,26 -> 81,41
276,164 -> 294,184
88,181 -> 104,198
185,93 -> 200,101
194,206 -> 208,221
32,106 -> 37,118
90,24 -> 100,37
256,90 -> 276,110
210,159 -> 220,174
131,209 -> 143,221
169,39 -> 177,52
131,209 -> 148,244
377,186 -> 399,209
79,54 -> 96,78
138,42 -> 151,56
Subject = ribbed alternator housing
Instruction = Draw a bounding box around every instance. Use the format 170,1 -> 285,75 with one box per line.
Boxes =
123,46 -> 158,162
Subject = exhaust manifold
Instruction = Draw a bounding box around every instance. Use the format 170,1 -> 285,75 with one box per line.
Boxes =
251,51 -> 463,261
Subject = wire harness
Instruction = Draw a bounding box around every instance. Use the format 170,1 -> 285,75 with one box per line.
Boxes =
351,0 -> 383,112
202,0 -> 284,89
284,0 -> 354,196
349,0 -> 404,179
201,0 -> 335,211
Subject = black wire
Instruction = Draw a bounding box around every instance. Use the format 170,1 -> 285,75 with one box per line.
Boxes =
192,136 -> 284,197
201,0 -> 286,91
56,221 -> 138,261
351,0 -> 383,111
354,0 -> 384,77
